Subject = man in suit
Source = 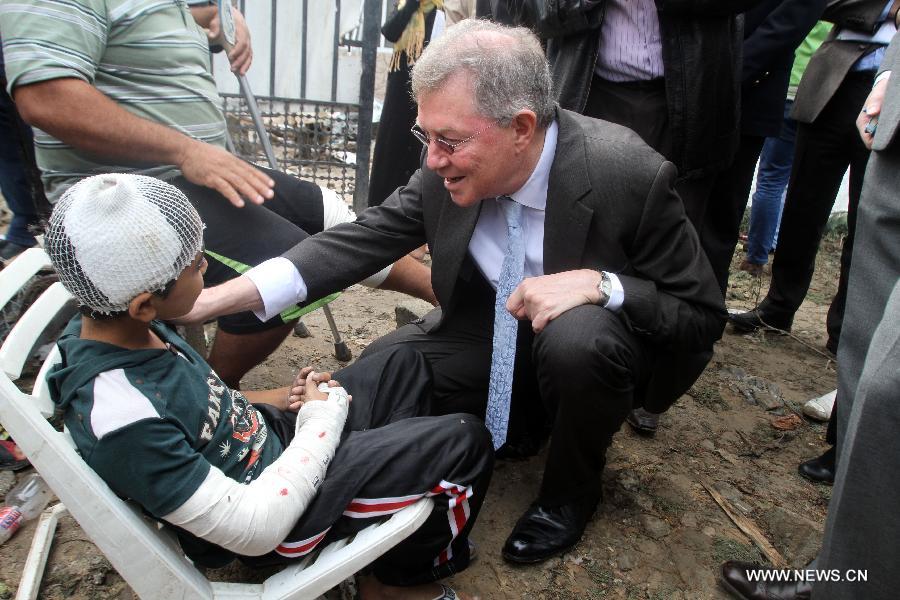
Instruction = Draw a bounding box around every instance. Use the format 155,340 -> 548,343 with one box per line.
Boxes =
477,0 -> 764,437
720,30 -> 900,600
729,0 -> 895,351
187,19 -> 725,564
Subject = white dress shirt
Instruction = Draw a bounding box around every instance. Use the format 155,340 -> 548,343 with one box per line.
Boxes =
246,120 -> 623,322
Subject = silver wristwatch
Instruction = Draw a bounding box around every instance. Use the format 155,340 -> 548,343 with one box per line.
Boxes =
596,271 -> 613,307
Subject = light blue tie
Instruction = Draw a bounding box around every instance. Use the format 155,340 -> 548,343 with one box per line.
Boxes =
486,198 -> 525,449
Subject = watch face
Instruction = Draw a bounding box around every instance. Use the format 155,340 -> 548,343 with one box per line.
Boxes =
600,274 -> 613,296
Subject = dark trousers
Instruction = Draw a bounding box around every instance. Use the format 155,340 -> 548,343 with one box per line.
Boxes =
0,80 -> 44,247
584,75 -> 718,229
758,70 -> 873,348
362,271 -> 653,508
701,134 -> 767,295
249,346 -> 494,587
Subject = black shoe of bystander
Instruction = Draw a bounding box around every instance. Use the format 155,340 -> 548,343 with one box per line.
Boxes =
720,561 -> 812,600
798,446 -> 836,485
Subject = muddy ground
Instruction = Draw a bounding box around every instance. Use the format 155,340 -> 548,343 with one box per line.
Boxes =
0,225 -> 845,599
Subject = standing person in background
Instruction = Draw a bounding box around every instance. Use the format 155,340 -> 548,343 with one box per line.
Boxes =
739,21 -> 833,277
720,32 -> 900,599
367,1 -> 441,210
0,40 -> 47,266
699,0 -> 825,295
729,0 -> 897,355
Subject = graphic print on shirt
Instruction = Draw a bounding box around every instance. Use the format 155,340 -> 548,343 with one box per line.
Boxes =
197,370 -> 269,480
199,372 -> 226,442
227,388 -> 268,476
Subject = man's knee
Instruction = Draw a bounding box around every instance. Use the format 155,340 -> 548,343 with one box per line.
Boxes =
533,305 -> 641,389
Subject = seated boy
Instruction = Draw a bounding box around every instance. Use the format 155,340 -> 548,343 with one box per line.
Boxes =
45,173 -> 492,600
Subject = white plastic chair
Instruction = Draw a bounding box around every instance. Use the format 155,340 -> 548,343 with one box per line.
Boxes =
0,248 -> 432,600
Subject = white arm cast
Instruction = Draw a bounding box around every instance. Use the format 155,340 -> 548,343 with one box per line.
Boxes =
162,387 -> 349,556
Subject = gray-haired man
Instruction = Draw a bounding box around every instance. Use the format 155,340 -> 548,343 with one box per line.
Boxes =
188,19 -> 725,563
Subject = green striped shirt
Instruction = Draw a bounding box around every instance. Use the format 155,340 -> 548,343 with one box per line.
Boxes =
0,0 -> 227,201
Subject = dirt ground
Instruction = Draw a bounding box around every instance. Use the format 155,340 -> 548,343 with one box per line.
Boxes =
0,225 -> 845,599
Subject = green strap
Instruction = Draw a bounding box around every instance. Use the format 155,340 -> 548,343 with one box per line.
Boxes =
204,250 -> 339,322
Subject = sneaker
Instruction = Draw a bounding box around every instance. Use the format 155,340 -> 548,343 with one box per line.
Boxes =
0,439 -> 30,471
802,389 -> 836,422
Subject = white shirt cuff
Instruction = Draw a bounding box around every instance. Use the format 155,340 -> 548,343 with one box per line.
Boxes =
875,70 -> 892,86
244,257 -> 308,322
605,272 -> 625,312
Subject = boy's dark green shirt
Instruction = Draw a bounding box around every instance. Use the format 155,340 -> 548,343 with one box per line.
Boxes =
48,317 -> 284,519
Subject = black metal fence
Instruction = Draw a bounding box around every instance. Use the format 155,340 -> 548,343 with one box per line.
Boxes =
222,94 -> 361,200
221,0 -> 384,213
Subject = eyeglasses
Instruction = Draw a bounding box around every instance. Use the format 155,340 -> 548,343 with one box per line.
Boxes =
410,120 -> 500,155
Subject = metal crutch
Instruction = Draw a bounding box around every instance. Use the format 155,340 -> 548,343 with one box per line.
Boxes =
217,0 -> 351,362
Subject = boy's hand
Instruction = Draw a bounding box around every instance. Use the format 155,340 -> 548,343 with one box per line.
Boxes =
286,368 -> 342,411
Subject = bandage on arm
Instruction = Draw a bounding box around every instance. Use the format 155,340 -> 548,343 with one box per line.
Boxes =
162,386 -> 349,556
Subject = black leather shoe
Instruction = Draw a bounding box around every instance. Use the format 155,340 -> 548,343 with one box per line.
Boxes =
502,500 -> 596,564
729,309 -> 792,334
798,446 -> 835,485
720,561 -> 811,599
495,434 -> 543,461
626,407 -> 660,436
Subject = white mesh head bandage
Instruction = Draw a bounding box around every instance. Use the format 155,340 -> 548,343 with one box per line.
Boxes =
46,174 -> 205,314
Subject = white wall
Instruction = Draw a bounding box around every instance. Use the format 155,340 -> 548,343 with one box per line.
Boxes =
212,0 -> 373,103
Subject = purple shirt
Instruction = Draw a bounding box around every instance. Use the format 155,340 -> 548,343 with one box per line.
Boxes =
594,0 -> 664,82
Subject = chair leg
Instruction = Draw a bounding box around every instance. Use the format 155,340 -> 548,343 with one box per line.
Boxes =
18,504 -> 68,600
321,305 -> 352,362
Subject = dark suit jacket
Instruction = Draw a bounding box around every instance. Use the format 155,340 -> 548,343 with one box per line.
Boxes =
740,0 -> 827,136
792,0 -> 889,123
285,108 -> 726,352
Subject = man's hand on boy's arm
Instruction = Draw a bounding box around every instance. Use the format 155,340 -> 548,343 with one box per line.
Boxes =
13,79 -> 274,207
